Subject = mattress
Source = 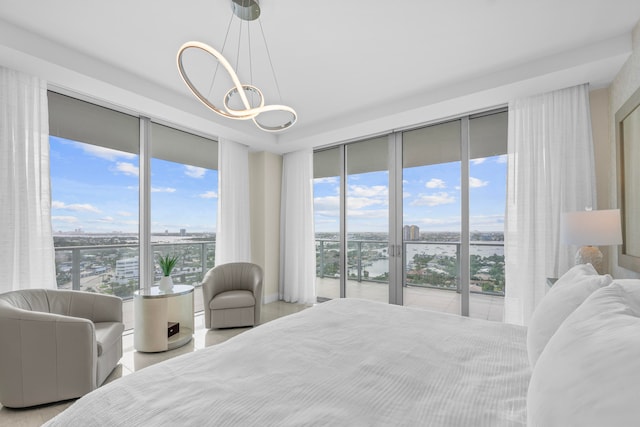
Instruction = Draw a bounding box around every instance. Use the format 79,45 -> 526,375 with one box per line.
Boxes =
44,298 -> 530,426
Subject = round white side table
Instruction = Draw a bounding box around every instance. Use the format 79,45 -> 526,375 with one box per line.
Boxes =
134,284 -> 194,352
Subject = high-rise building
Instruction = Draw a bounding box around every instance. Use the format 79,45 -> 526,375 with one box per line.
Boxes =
403,225 -> 420,241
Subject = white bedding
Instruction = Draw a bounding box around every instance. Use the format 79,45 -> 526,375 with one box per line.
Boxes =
45,298 -> 530,426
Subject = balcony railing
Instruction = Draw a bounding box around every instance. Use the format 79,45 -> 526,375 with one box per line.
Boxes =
54,241 -> 215,300
54,238 -> 504,301
316,239 -> 505,296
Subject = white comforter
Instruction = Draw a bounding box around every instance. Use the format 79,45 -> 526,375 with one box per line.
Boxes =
45,298 -> 530,426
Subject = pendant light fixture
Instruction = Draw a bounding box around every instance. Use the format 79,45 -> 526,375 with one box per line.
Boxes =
177,0 -> 296,132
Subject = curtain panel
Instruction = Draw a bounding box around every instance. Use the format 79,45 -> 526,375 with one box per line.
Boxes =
504,83 -> 596,326
279,149 -> 316,304
0,67 -> 56,292
215,138 -> 251,265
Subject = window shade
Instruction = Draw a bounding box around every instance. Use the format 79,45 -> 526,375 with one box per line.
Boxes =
151,123 -> 218,170
48,91 -> 139,154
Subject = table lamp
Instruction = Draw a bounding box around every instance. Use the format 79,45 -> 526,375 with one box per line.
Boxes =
560,209 -> 623,274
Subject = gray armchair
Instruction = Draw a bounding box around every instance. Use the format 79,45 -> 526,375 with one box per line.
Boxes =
0,289 -> 124,408
202,262 -> 263,329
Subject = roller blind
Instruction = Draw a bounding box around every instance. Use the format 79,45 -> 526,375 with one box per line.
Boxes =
151,123 -> 218,170
403,120 -> 461,168
346,136 -> 388,175
48,91 -> 139,154
314,146 -> 340,179
469,111 -> 508,159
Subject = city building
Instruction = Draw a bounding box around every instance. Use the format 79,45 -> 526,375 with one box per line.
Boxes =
115,257 -> 139,282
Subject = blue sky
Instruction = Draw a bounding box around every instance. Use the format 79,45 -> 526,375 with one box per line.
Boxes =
50,137 -> 218,234
313,155 -> 507,233
50,136 -> 505,235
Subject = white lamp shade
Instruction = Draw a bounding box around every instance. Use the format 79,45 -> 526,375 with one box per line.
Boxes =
561,209 -> 623,246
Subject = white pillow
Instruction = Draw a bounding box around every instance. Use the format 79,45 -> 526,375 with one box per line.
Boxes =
526,263 -> 611,367
527,280 -> 640,427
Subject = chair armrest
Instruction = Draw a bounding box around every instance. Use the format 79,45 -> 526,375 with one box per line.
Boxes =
0,309 -> 97,407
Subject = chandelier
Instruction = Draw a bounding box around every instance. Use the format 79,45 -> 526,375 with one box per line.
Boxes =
177,0 -> 297,132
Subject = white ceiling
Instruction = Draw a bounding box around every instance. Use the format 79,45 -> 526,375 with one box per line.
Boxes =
0,0 -> 639,154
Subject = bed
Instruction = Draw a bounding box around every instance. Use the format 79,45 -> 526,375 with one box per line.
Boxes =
44,298 -> 530,426
44,264 -> 640,426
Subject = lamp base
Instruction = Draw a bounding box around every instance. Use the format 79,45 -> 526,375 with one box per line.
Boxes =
575,246 -> 604,274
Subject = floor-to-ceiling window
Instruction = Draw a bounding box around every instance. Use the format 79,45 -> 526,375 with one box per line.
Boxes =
468,111 -> 507,320
402,119 -> 462,315
49,92 -> 218,328
314,147 -> 341,301
345,137 -> 389,303
313,109 -> 507,321
49,92 -> 140,303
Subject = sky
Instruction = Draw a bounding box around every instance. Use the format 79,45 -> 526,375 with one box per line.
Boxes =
50,136 -> 218,234
313,155 -> 507,233
50,136 -> 505,236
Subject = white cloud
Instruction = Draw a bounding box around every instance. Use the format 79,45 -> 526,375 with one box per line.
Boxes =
403,192 -> 411,199
496,154 -> 508,164
52,201 -> 101,213
184,165 -> 206,179
419,218 -> 453,225
151,187 -> 176,193
349,185 -> 388,198
411,192 -> 456,207
95,216 -> 114,223
347,208 -> 388,218
199,191 -> 218,199
469,177 -> 489,188
117,211 -> 133,217
314,177 -> 338,184
52,216 -> 78,223
470,214 -> 505,228
76,143 -> 136,161
127,186 -> 138,191
115,162 -> 139,177
425,178 -> 446,189
471,158 -> 486,165
314,196 -> 340,210
348,197 -> 387,209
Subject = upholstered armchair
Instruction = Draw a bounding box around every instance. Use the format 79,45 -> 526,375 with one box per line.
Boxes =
0,289 -> 124,408
201,262 -> 263,329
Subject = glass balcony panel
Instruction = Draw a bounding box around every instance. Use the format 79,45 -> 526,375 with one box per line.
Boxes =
54,241 -> 214,330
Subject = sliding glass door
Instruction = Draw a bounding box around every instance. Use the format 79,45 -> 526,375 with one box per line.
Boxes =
345,137 -> 389,303
314,147 -> 341,301
401,120 -> 463,315
468,112 -> 507,320
313,109 -> 507,320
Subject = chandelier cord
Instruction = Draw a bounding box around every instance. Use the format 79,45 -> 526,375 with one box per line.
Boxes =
258,19 -> 284,104
248,13 -> 254,107
208,11 -> 235,99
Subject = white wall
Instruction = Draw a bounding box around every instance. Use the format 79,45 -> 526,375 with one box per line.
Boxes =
249,152 -> 282,303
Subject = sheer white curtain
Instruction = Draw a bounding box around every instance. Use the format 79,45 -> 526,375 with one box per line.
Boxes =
215,138 -> 251,265
0,67 -> 56,292
504,83 -> 596,325
279,149 -> 316,304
